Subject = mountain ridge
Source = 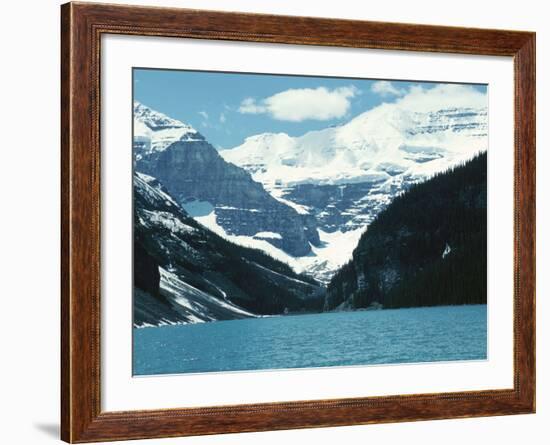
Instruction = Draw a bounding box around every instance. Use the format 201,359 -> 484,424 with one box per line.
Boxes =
221,104 -> 487,187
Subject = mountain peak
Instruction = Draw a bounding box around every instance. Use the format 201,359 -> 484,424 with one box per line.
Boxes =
134,101 -> 191,130
133,102 -> 203,153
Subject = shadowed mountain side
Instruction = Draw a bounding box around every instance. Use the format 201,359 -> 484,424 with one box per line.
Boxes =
133,173 -> 325,327
325,152 -> 487,311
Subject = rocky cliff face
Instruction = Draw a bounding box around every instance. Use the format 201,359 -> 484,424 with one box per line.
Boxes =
276,179 -> 398,233
134,104 -> 319,257
133,172 -> 324,327
325,153 -> 487,311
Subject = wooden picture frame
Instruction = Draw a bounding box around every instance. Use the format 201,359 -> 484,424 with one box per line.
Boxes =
61,2 -> 535,442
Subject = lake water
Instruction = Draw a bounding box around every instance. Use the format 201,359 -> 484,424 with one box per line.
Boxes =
133,305 -> 487,376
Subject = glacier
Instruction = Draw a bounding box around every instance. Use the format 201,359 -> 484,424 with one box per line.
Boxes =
221,102 -> 487,281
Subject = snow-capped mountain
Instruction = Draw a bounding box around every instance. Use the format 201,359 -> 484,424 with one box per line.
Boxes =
133,103 -> 320,257
221,104 -> 487,281
133,101 -> 203,156
222,105 -> 487,187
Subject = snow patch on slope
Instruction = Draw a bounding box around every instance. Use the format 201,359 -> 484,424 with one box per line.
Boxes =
139,209 -> 196,235
183,200 -> 363,283
134,172 -> 179,208
269,187 -> 311,215
254,231 -> 283,240
156,267 -> 257,325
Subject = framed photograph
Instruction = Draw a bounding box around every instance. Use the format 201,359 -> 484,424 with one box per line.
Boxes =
61,2 -> 535,442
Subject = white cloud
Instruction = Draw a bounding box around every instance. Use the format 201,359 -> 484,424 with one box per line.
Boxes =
238,86 -> 359,121
219,112 -> 226,123
371,81 -> 404,97
239,97 -> 266,114
395,84 -> 487,112
198,111 -> 209,120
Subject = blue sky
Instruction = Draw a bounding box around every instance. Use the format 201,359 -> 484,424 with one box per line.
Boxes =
133,68 -> 487,150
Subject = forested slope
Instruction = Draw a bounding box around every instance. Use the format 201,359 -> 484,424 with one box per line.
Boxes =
325,152 -> 487,311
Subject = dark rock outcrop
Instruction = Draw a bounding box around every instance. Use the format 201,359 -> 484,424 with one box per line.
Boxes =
134,241 -> 161,298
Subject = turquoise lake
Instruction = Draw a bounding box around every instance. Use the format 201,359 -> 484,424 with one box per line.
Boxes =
133,304 -> 487,376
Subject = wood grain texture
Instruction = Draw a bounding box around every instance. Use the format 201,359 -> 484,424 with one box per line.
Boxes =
60,2 -> 536,442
